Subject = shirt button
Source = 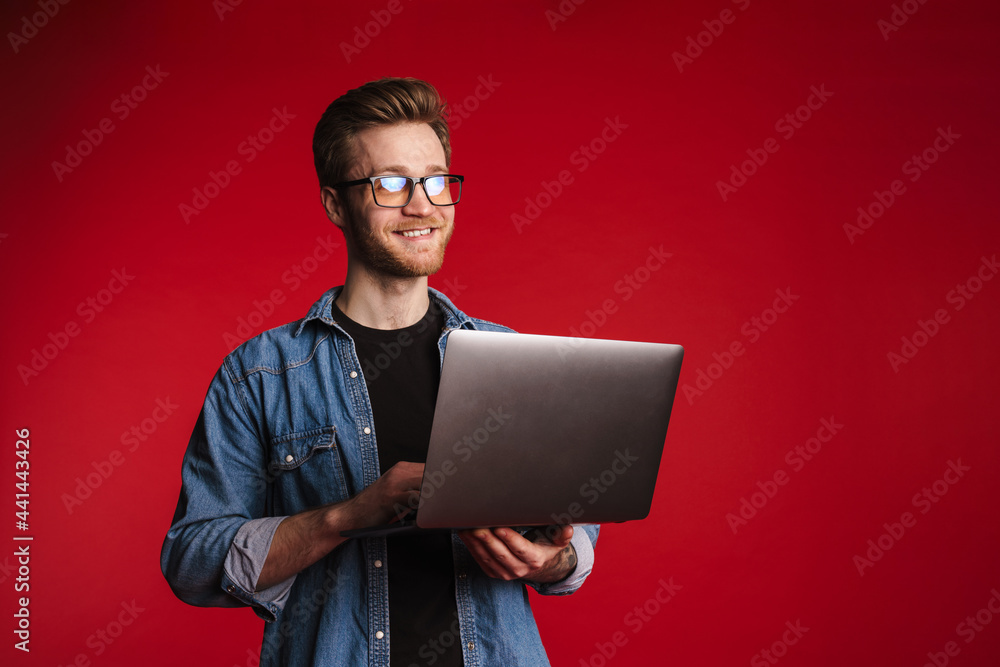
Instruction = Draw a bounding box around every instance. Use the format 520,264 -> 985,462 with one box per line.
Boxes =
458,572 -> 467,579
284,454 -> 294,463
375,631 -> 384,639
374,560 -> 382,568
363,427 -> 371,435
350,371 -> 358,378
467,642 -> 474,651
226,585 -> 235,593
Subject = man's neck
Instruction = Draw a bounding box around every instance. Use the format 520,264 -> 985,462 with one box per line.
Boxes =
336,267 -> 431,330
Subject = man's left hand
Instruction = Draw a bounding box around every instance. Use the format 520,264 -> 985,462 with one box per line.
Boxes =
458,525 -> 577,583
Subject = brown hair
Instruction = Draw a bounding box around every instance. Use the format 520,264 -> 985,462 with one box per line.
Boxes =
313,77 -> 451,189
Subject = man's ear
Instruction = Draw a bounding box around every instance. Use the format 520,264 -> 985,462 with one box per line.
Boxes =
321,186 -> 348,230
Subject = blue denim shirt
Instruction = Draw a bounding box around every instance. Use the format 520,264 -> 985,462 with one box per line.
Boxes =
161,286 -> 599,666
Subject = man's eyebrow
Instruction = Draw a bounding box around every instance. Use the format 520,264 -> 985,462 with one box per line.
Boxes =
372,165 -> 450,175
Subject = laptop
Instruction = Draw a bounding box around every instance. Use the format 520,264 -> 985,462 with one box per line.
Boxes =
341,329 -> 683,538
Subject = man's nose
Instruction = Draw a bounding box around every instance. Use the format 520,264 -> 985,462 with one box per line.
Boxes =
403,181 -> 436,216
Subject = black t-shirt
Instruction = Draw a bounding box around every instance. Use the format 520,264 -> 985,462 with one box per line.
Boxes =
332,301 -> 463,667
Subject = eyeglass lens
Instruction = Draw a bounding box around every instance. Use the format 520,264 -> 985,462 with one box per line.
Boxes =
373,176 -> 460,206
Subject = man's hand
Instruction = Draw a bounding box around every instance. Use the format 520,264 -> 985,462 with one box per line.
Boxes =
458,525 -> 577,584
257,461 -> 423,591
342,461 -> 425,528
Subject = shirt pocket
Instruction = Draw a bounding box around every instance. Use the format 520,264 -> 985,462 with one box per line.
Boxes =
267,426 -> 350,510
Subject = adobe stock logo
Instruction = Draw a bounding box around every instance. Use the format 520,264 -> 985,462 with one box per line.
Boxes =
577,577 -> 682,667
886,254 -> 996,373
17,268 -> 136,386
511,117 -> 628,233
671,0 -> 753,73
852,459 -> 969,576
339,0 -> 411,63
61,397 -> 179,514
179,106 -> 296,224
545,0 -> 587,31
843,126 -> 960,244
7,0 -> 72,54
682,287 -> 800,405
750,620 -> 809,667
922,588 -> 1000,667
716,85 -> 833,201
877,0 -> 932,41
51,65 -> 170,182
726,416 -> 844,534
446,75 -> 501,131
556,245 -> 672,360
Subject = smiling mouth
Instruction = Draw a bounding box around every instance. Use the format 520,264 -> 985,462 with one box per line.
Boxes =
395,227 -> 434,238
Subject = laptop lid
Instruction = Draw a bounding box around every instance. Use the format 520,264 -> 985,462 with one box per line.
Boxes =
413,329 -> 683,529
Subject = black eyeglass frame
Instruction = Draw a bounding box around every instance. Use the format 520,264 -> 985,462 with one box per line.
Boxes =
332,174 -> 464,208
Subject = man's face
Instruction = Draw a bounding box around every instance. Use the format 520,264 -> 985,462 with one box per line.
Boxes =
335,122 -> 455,279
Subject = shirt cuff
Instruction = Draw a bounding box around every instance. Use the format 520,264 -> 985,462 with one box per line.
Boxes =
532,524 -> 596,595
223,516 -> 297,615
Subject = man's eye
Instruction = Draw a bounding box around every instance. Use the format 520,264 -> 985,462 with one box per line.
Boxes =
377,177 -> 408,192
425,177 -> 445,196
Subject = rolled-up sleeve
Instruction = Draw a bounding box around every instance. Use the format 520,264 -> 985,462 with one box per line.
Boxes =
160,362 -> 289,620
530,524 -> 599,595
222,517 -> 297,621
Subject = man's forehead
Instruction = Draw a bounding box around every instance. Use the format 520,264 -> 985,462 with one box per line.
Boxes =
351,122 -> 447,176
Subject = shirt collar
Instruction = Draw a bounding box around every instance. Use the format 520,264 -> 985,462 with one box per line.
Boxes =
293,285 -> 473,337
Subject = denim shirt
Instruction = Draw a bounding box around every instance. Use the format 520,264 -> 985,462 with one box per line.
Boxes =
161,286 -> 599,667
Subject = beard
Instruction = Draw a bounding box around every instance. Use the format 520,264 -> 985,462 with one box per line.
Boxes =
345,210 -> 454,279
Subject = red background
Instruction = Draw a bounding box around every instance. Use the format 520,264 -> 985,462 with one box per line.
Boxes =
3,0 -> 999,665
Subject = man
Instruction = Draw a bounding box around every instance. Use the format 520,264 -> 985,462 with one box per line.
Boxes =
161,77 -> 598,666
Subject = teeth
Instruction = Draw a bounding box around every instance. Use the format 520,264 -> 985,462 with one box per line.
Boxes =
400,228 -> 432,238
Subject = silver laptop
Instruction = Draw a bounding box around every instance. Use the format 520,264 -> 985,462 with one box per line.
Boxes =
341,330 -> 683,537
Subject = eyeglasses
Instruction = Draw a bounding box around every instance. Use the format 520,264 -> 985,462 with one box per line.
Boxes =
332,174 -> 464,208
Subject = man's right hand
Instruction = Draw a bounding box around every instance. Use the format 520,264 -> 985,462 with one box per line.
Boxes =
342,461 -> 425,529
256,461 -> 424,591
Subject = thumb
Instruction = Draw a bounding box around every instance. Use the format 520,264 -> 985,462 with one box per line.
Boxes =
550,524 -> 574,547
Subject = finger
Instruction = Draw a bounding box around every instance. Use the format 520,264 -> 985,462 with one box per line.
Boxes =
466,529 -> 523,579
401,462 -> 426,487
550,524 -> 574,548
493,528 -> 541,564
458,531 -> 505,579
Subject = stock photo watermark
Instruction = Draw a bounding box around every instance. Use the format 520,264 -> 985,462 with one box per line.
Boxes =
339,0 -> 412,63
921,587 -> 1000,667
672,0 -> 753,73
51,65 -> 170,182
750,620 -> 810,667
54,600 -> 145,665
878,0 -> 932,41
557,245 -> 673,358
578,577 -> 682,666
844,126 -> 960,244
545,0 -> 587,31
447,75 -> 501,131
7,0 -> 72,53
512,116 -> 628,233
852,459 -> 969,576
726,416 -> 844,534
179,106 -> 297,224
393,406 -> 515,517
716,84 -> 833,202
60,397 -> 179,514
682,287 -> 800,405
214,0 -> 244,20
221,235 -> 340,350
17,268 -> 136,386
886,254 -> 996,373
549,448 -> 640,529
